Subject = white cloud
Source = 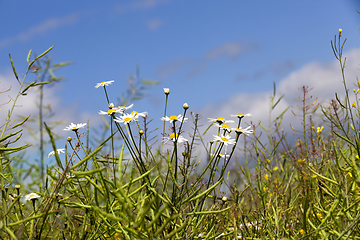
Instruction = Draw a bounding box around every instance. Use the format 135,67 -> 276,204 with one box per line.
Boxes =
0,13 -> 79,48
198,48 -> 360,148
0,71 -> 102,158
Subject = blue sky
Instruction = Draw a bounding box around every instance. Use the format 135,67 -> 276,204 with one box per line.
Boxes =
1,0 -> 360,158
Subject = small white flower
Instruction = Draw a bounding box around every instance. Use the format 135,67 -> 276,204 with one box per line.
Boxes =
183,103 -> 189,109
214,123 -> 232,132
230,113 -> 252,118
114,113 -> 136,124
25,193 -> 41,201
164,88 -> 170,94
99,104 -> 133,115
116,103 -> 133,113
48,148 -> 65,158
208,117 -> 234,125
213,135 -> 236,146
163,133 -> 188,144
99,108 -> 121,115
233,126 -> 253,136
161,114 -> 188,123
95,80 -> 114,88
63,123 -> 87,131
130,111 -> 147,121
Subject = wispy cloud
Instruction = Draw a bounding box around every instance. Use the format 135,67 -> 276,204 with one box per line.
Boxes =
205,42 -> 244,60
0,13 -> 79,48
157,58 -> 192,79
114,0 -> 170,13
147,18 -> 163,30
158,42 -> 255,79
235,59 -> 296,83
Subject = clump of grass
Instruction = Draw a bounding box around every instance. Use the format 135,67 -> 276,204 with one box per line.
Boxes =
1,28 -> 360,239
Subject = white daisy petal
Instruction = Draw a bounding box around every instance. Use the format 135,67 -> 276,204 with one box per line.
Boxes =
160,114 -> 188,123
25,193 -> 41,201
48,148 -> 65,158
213,135 -> 236,146
63,123 -> 87,131
95,80 -> 114,88
208,117 -> 234,124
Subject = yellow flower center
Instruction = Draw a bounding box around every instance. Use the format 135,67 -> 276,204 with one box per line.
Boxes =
216,117 -> 224,124
237,114 -> 244,117
29,194 -> 35,197
221,137 -> 228,142
72,126 -> 77,129
100,81 -> 105,84
169,115 -> 178,121
131,111 -> 138,115
108,109 -> 116,114
124,117 -> 132,122
169,133 -> 178,139
119,106 -> 125,109
222,124 -> 230,129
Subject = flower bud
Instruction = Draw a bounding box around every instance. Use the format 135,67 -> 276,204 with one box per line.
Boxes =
183,103 -> 189,110
67,137 -> 72,142
163,88 -> 170,95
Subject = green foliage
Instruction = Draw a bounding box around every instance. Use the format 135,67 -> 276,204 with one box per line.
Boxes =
2,29 -> 360,240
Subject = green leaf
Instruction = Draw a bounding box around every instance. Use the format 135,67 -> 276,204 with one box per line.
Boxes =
71,168 -> 105,177
9,54 -> 20,84
141,79 -> 160,85
0,129 -> 22,144
334,131 -> 355,147
118,142 -> 125,180
35,45 -> 55,61
0,144 -> 30,153
26,48 -> 32,63
22,81 -> 50,94
11,115 -> 30,129
259,123 -> 268,131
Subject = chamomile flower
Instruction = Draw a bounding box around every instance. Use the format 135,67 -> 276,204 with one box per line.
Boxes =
214,123 -> 232,132
63,123 -> 87,131
25,193 -> 41,202
117,103 -> 134,113
230,113 -> 252,118
233,126 -> 253,136
114,113 -> 136,124
213,135 -> 236,146
99,104 -> 133,115
208,117 -> 234,125
163,133 -> 188,144
48,148 -> 65,158
99,108 -> 121,115
95,80 -> 114,88
161,114 -> 188,123
131,111 -> 147,121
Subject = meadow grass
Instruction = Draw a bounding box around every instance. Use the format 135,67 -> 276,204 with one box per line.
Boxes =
1,29 -> 360,239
